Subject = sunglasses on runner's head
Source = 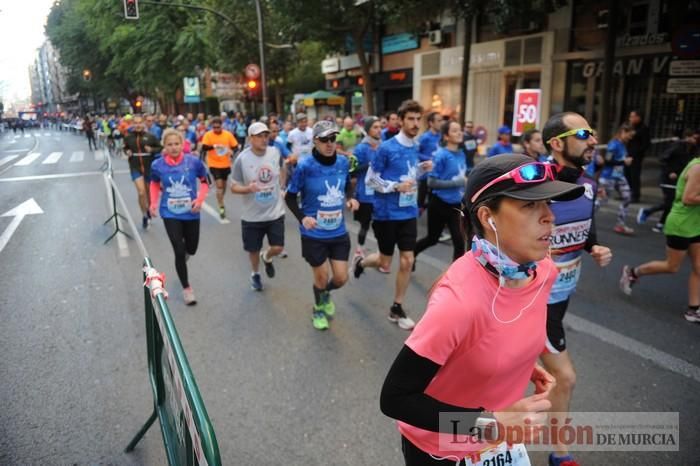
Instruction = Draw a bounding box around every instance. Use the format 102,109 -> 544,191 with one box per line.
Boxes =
317,135 -> 337,143
470,162 -> 558,204
552,128 -> 597,141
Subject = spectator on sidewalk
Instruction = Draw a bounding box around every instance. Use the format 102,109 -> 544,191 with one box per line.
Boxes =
626,110 -> 652,202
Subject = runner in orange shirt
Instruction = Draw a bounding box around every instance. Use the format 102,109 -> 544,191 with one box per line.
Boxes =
201,116 -> 239,219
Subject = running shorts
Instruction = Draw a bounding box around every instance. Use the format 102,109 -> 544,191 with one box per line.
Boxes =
301,234 -> 351,267
209,167 -> 231,181
353,202 -> 373,227
545,299 -> 570,353
241,216 -> 285,252
372,219 -> 418,256
666,234 -> 700,251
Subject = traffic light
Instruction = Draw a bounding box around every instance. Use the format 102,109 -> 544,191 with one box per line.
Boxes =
82,69 -> 92,81
134,96 -> 144,109
124,0 -> 139,20
246,79 -> 260,100
247,80 -> 258,91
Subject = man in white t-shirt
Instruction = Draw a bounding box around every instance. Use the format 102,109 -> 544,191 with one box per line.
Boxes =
287,113 -> 314,160
231,122 -> 287,291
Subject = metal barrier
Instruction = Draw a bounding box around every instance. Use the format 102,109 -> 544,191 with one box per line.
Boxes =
125,258 -> 221,466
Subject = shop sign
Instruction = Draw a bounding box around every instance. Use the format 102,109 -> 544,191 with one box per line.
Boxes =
382,33 -> 418,55
390,72 -> 407,82
183,77 -> 201,103
322,58 -> 340,74
666,78 -> 700,94
669,60 -> 700,76
339,54 -> 370,71
581,56 -> 669,78
616,33 -> 668,48
511,89 -> 541,136
325,71 -> 347,80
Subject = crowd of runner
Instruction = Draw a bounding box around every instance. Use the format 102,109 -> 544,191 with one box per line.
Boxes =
71,101 -> 697,466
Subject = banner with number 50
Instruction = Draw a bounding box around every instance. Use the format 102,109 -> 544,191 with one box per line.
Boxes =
512,89 -> 541,136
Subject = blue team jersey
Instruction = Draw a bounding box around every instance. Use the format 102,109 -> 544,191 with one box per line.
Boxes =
149,125 -> 163,141
287,154 -> 350,239
548,173 -> 598,304
418,130 -> 440,162
269,139 -> 290,158
601,139 -> 627,179
151,154 -> 207,221
370,137 -> 421,221
353,140 -> 377,204
429,147 -> 467,205
487,142 -> 514,157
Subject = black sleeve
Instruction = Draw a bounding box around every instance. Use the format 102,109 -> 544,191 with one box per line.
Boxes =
584,186 -> 599,252
149,136 -> 163,153
284,191 -> 305,223
380,345 -> 483,434
345,173 -> 354,199
201,144 -> 214,151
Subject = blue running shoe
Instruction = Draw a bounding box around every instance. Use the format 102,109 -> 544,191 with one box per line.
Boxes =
250,272 -> 263,291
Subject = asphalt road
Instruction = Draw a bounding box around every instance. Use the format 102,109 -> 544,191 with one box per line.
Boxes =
0,128 -> 698,465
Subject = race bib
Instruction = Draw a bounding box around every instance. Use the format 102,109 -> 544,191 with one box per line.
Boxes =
167,196 -> 191,215
316,209 -> 342,230
214,145 -> 228,156
552,257 -> 583,295
399,188 -> 417,207
465,140 -> 477,151
255,186 -> 275,204
467,443 -> 530,466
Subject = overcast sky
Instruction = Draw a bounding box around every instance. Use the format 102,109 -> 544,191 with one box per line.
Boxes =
0,0 -> 56,103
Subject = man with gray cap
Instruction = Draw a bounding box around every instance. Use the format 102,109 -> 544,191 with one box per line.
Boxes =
231,122 -> 287,291
285,120 -> 359,330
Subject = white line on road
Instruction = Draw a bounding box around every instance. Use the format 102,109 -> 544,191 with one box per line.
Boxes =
201,201 -> 231,224
1,148 -> 27,153
44,133 -> 52,136
70,151 -> 85,162
7,139 -> 16,144
102,173 -> 129,258
0,169 -> 129,182
24,134 -> 30,138
42,152 -> 63,164
0,155 -> 19,167
94,150 -> 105,161
14,152 -> 41,166
345,222 -> 700,384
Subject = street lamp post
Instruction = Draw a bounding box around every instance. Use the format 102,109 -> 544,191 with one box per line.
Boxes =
254,0 -> 268,115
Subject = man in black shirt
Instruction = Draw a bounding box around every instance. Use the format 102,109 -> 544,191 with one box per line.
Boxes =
637,128 -> 699,230
626,110 -> 652,202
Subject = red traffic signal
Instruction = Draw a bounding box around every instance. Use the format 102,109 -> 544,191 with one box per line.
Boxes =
124,0 -> 139,20
247,80 -> 258,90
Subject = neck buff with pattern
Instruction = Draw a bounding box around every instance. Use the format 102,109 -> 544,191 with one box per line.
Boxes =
471,235 -> 537,281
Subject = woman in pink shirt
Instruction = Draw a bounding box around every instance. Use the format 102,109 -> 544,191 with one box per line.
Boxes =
380,154 -> 584,465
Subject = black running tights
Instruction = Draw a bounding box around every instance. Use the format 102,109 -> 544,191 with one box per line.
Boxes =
415,195 -> 465,261
163,218 -> 200,288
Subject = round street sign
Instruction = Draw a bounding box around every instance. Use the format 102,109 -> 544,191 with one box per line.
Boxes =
245,64 -> 261,80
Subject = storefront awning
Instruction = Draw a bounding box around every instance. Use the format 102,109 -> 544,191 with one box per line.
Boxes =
303,90 -> 346,107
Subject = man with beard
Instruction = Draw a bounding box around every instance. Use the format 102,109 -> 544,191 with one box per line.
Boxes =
540,112 -> 613,466
354,100 -> 433,330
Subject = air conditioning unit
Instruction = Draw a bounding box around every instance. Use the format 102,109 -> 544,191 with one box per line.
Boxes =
429,30 -> 443,46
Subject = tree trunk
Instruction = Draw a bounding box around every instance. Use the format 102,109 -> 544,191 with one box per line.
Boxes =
599,1 -> 618,142
458,17 -> 473,126
353,16 -> 374,116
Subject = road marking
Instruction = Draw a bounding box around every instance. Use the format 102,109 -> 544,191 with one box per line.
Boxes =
24,134 -> 30,138
15,152 -> 41,166
0,198 -> 44,255
102,173 -> 129,257
345,222 -> 700,384
0,155 -> 19,167
42,152 -> 63,164
8,139 -> 16,145
566,314 -> 700,384
0,169 -> 129,182
94,150 -> 105,161
70,151 -> 85,162
1,149 -> 30,153
201,201 -> 231,224
44,133 -> 52,136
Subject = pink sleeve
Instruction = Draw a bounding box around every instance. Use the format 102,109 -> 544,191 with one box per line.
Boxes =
404,278 -> 474,366
195,178 -> 209,204
149,181 -> 161,208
